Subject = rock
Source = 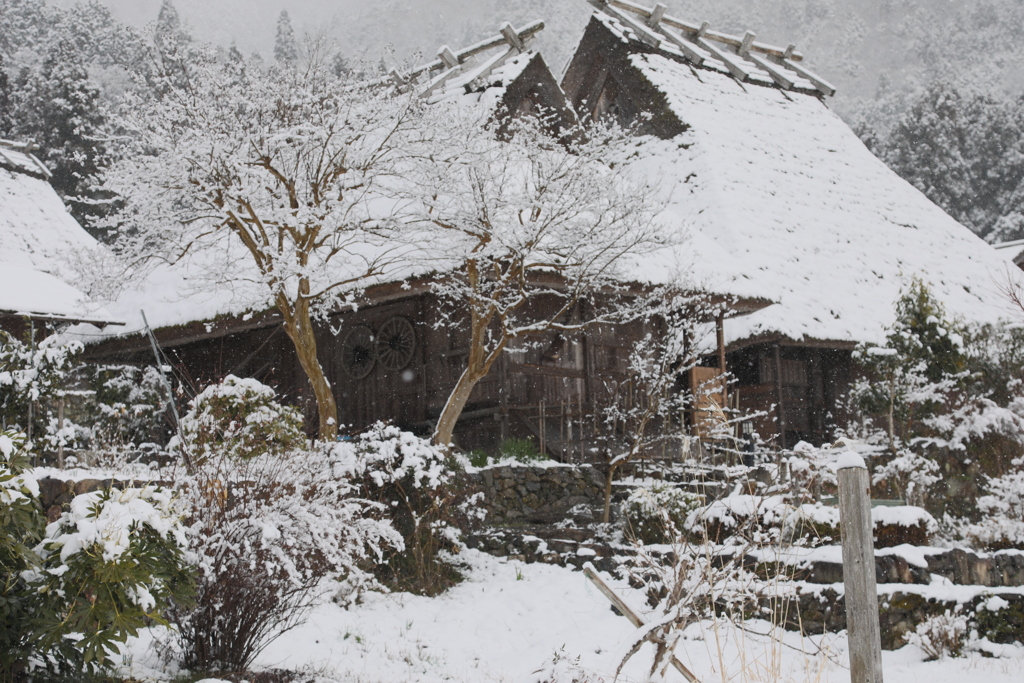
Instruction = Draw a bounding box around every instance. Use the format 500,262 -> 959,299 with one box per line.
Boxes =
36,477 -> 70,508
46,504 -> 63,523
73,478 -> 103,496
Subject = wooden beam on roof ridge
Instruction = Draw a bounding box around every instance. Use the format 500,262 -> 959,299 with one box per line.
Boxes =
404,20 -> 545,82
651,21 -> 708,67
500,21 -> 525,51
745,51 -> 795,90
738,31 -> 756,56
423,28 -> 540,99
418,63 -> 464,98
460,43 -> 529,95
438,46 -> 460,69
604,0 -> 805,62
646,2 -> 667,27
587,0 -> 661,49
695,33 -> 751,82
779,56 -> 836,97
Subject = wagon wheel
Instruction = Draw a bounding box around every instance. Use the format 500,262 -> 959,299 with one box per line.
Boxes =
375,316 -> 416,371
340,325 -> 375,379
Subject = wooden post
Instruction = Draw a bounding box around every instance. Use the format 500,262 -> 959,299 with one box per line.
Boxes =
837,455 -> 884,683
57,395 -> 65,469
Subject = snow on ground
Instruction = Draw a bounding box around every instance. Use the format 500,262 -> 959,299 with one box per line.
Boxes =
122,549 -> 1024,683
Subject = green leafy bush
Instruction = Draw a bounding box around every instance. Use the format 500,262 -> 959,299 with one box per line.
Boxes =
499,437 -> 547,463
0,428 -> 193,682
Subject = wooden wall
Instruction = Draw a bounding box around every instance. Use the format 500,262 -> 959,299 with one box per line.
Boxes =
729,343 -> 853,448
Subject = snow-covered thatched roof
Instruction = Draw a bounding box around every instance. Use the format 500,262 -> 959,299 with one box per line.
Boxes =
0,141 -> 120,327
571,7 -> 1018,347
994,239 -> 1024,269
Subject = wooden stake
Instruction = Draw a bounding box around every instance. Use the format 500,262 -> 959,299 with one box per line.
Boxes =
500,21 -> 525,51
838,460 -> 884,683
583,564 -> 701,683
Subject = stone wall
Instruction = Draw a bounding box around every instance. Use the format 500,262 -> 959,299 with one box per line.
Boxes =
784,589 -> 1024,650
468,464 -> 606,525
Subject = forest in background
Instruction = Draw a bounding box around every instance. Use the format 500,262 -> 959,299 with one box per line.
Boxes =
4,0 -> 1024,241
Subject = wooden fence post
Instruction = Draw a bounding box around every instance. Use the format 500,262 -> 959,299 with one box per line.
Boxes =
837,453 -> 884,683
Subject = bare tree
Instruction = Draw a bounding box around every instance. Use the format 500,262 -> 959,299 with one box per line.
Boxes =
407,111 -> 672,449
595,299 -> 717,523
103,43 -> 427,440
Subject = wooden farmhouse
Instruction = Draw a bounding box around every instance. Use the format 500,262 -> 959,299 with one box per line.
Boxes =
0,139 -> 121,338
555,1 -> 1015,448
81,21 -> 761,460
81,6 -> 1016,457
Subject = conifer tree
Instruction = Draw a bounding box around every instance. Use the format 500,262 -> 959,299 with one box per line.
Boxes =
274,10 -> 298,65
154,0 -> 190,55
19,38 -> 109,228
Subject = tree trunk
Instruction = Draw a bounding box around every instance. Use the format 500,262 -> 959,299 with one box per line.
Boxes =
434,364 -> 485,449
279,297 -> 338,442
433,274 -> 505,450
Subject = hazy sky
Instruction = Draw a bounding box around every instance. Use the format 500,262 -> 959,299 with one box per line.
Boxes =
51,0 -> 1024,119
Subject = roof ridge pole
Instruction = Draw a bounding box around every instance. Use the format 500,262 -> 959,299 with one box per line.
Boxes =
646,2 -> 667,27
405,20 -> 545,82
738,30 -> 756,56
438,45 -> 460,69
735,32 -> 800,91
693,30 -> 752,82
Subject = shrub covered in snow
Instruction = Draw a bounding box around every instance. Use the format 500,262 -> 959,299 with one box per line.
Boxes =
71,363 -> 170,462
341,422 -> 481,596
622,483 -> 702,545
960,468 -> 1024,550
164,439 -> 401,672
161,380 -> 401,671
0,428 -> 193,680
177,374 -> 306,462
849,282 -> 1024,518
0,330 -> 84,450
905,609 -> 971,660
785,440 -> 838,504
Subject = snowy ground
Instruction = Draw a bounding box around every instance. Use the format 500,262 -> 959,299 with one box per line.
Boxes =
124,550 -> 1024,683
